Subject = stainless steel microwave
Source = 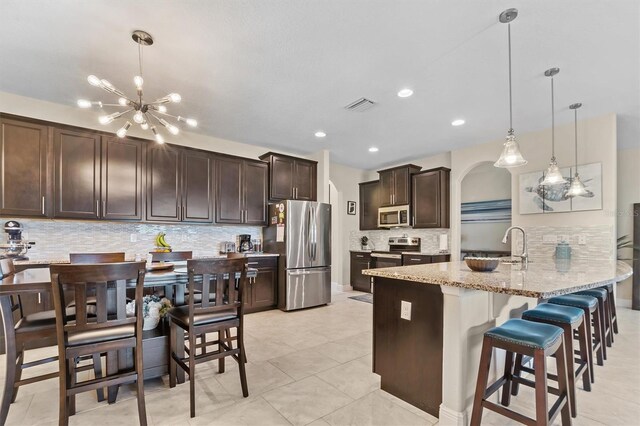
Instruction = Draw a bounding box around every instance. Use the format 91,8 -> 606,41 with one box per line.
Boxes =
378,205 -> 411,228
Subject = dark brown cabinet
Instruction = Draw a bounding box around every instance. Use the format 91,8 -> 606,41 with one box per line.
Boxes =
378,164 -> 421,207
53,128 -> 101,219
0,117 -> 50,217
245,256 -> 278,313
259,152 -> 317,201
215,156 -> 268,225
101,136 -> 144,220
147,145 -> 214,223
401,253 -> 451,266
359,180 -> 380,230
412,167 -> 450,228
350,251 -> 373,292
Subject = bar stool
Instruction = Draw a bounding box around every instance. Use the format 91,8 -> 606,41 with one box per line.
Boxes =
602,283 -> 618,334
575,288 -> 613,349
470,319 -> 571,426
514,303 -> 591,418
548,294 -> 602,382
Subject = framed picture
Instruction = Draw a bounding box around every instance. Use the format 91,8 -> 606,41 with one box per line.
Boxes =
347,201 -> 356,215
519,170 -> 545,214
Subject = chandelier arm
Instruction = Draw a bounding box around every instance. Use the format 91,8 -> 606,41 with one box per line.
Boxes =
148,111 -> 178,128
149,107 -> 179,120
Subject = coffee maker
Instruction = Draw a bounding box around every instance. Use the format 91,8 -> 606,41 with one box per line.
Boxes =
237,234 -> 253,253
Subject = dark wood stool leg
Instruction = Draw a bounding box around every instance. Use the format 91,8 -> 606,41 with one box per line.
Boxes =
560,325 -> 577,418
106,351 -> 119,403
135,345 -> 147,426
501,351 -> 514,406
577,319 -> 592,390
169,321 -> 177,388
608,287 -> 619,334
583,308 -> 596,378
59,359 -> 69,426
218,330 -> 226,373
92,353 -> 105,402
189,332 -> 196,418
533,349 -> 549,426
511,353 -> 524,396
555,339 -> 572,425
11,350 -> 24,403
603,295 -> 613,346
592,308 -> 604,366
595,299 -> 607,360
69,359 -> 76,416
470,336 -> 493,426
237,325 -> 249,398
1,338 -> 17,425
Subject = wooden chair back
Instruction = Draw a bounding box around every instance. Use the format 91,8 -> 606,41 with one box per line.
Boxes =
186,258 -> 247,324
0,258 -> 23,319
150,251 -> 193,262
49,262 -> 146,345
70,252 -> 126,264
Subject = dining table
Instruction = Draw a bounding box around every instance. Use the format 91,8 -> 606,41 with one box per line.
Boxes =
0,261 -> 258,405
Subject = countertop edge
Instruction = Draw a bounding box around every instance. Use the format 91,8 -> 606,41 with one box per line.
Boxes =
14,253 -> 279,266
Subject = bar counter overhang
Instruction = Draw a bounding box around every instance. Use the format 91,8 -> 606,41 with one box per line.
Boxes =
362,259 -> 632,425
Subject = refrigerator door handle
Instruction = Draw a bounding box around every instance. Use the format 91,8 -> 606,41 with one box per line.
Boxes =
312,206 -> 318,261
306,206 -> 313,263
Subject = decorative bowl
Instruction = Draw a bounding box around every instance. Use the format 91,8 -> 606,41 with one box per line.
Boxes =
465,257 -> 500,272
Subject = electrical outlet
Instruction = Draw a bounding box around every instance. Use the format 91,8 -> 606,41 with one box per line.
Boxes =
543,235 -> 557,244
578,234 -> 587,245
130,233 -> 137,243
400,301 -> 412,321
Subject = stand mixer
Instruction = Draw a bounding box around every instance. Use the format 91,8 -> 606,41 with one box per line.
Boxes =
0,221 -> 35,260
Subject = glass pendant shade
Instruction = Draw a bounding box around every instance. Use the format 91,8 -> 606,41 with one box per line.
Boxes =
567,174 -> 587,197
540,159 -> 566,186
494,131 -> 527,167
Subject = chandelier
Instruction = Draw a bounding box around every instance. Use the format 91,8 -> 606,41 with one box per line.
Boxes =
77,30 -> 197,144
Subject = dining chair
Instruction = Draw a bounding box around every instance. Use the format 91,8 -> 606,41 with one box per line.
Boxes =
0,258 -> 103,425
69,252 -> 126,264
167,257 -> 249,418
50,262 -> 148,426
149,251 -> 193,262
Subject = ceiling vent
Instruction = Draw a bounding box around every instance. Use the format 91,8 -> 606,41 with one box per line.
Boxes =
344,97 -> 376,112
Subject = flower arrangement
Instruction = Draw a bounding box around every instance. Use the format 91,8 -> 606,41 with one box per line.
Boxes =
126,295 -> 172,330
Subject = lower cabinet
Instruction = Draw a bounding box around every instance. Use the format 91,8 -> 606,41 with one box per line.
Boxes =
401,254 -> 451,265
245,256 -> 278,313
350,252 -> 373,293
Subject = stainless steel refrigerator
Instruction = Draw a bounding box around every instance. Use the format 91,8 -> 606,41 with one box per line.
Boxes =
263,200 -> 331,311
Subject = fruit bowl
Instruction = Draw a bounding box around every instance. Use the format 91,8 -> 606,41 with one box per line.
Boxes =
465,257 -> 500,272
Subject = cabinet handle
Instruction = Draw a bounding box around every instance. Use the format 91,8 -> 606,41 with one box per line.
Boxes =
41,196 -> 45,215
96,200 -> 100,216
38,293 -> 41,304
102,201 -> 106,216
356,255 -> 364,258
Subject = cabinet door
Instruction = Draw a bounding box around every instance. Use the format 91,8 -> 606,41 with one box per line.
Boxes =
359,180 -> 380,230
146,144 -> 181,222
182,149 -> 213,223
293,160 -> 316,201
251,267 -> 277,309
53,128 -> 100,219
243,160 -> 268,225
402,254 -> 432,266
101,136 -> 143,220
379,170 -> 393,207
393,168 -> 410,205
412,170 -> 449,228
215,156 -> 243,224
270,155 -> 295,200
350,253 -> 372,292
0,118 -> 50,217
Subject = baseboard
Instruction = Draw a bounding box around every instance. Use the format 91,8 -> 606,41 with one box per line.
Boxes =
331,282 -> 353,293
438,404 -> 467,426
618,298 -> 632,308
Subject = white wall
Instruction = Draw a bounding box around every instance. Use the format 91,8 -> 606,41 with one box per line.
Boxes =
616,146 -> 640,301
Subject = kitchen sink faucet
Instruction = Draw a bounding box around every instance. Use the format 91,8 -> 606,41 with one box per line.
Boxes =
502,226 -> 528,265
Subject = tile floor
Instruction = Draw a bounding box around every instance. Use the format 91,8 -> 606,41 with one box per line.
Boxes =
2,291 -> 639,425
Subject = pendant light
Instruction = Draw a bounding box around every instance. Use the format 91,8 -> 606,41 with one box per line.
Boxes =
567,103 -> 587,197
494,8 -> 527,168
540,68 -> 567,186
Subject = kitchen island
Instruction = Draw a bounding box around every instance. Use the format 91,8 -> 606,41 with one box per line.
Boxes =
362,259 -> 632,425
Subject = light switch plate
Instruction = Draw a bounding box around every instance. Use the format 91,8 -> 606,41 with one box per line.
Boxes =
400,301 -> 412,321
578,234 -> 587,245
130,234 -> 137,243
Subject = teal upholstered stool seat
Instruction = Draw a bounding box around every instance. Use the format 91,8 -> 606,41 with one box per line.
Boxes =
548,294 -> 597,309
485,318 -> 563,350
575,288 -> 608,299
523,303 -> 584,325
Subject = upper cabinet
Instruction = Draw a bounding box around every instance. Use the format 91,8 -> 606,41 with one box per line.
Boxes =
412,167 -> 450,228
259,152 -> 317,201
101,136 -> 144,221
378,164 -> 422,206
359,180 -> 380,230
215,156 -> 268,225
0,117 -> 51,217
53,127 -> 101,219
147,144 -> 214,223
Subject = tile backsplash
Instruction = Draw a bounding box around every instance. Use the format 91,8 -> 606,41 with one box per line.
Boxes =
8,219 -> 263,261
349,229 -> 451,253
513,225 -> 615,261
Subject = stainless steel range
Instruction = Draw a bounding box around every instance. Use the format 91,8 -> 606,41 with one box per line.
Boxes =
370,236 -> 420,268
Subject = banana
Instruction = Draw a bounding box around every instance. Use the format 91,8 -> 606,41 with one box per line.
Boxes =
159,233 -> 170,248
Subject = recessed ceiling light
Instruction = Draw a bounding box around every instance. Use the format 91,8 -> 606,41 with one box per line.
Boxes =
314,131 -> 326,138
368,147 -> 379,153
397,88 -> 413,98
451,119 -> 465,126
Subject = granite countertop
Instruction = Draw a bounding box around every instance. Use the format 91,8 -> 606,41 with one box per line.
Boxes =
350,249 -> 450,256
362,259 -> 633,298
13,253 -> 278,266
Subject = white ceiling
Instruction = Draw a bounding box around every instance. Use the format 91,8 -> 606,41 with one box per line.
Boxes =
1,0 -> 638,169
